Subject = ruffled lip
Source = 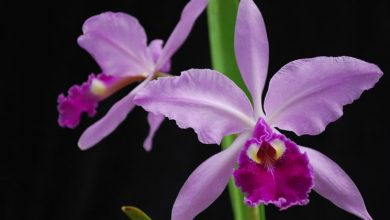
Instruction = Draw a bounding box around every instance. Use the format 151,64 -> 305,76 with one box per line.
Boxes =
233,118 -> 314,210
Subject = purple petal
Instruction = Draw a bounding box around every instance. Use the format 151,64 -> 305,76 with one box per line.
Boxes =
143,112 -> 164,152
172,132 -> 250,220
78,12 -> 153,77
233,119 -> 313,209
235,0 -> 269,117
264,56 -> 383,135
134,69 -> 255,144
78,92 -> 135,150
156,0 -> 208,70
78,77 -> 153,150
148,39 -> 171,73
301,147 -> 372,220
57,73 -> 118,128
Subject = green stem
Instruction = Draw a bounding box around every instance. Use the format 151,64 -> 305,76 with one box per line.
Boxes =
259,205 -> 266,220
247,207 -> 260,220
207,0 -> 246,93
223,136 -> 246,220
207,0 -> 265,220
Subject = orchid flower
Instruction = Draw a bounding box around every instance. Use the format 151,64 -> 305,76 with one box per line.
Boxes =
57,0 -> 208,151
134,0 -> 383,219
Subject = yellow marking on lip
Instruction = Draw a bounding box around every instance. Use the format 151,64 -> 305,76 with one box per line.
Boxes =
90,79 -> 107,96
270,139 -> 286,160
246,139 -> 286,165
246,143 -> 261,164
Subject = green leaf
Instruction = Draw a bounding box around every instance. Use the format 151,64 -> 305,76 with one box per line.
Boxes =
121,206 -> 152,220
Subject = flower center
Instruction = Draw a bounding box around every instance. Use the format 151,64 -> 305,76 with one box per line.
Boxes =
246,139 -> 286,169
90,75 -> 146,99
89,72 -> 172,99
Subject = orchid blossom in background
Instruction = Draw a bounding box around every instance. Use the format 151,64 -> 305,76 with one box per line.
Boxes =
134,0 -> 383,219
57,0 -> 208,151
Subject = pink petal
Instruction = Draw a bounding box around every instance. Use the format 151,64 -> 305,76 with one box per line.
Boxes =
172,132 -> 250,220
148,39 -> 171,73
301,147 -> 372,220
57,73 -> 118,128
143,112 -> 164,152
235,0 -> 269,117
78,12 -> 153,77
134,69 -> 255,145
264,56 -> 383,135
78,77 -> 153,150
78,92 -> 135,150
234,119 -> 313,209
156,0 -> 208,70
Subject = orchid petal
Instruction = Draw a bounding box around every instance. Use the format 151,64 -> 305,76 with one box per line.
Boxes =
57,74 -> 106,128
301,146 -> 372,220
78,92 -> 136,150
134,69 -> 255,144
148,39 -> 171,73
156,0 -> 208,70
235,0 -> 269,117
265,57 -> 383,135
78,12 -> 153,77
143,112 -> 164,152
78,77 -> 152,150
172,132 -> 250,220
234,119 -> 313,209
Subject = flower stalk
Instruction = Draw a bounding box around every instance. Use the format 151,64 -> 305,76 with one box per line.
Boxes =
207,0 -> 265,219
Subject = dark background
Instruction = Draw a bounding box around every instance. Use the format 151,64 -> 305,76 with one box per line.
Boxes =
5,0 -> 389,219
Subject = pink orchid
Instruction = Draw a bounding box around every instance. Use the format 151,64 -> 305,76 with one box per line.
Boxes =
134,0 -> 382,219
57,0 -> 208,151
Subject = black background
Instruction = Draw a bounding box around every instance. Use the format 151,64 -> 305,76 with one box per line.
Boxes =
5,0 -> 389,219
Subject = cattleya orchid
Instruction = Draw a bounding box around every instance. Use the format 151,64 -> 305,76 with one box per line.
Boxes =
134,0 -> 382,219
57,0 -> 208,151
